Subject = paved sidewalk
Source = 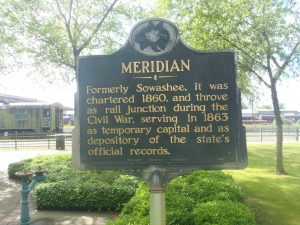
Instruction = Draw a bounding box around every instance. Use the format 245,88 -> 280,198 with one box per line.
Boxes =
0,172 -> 21,225
0,150 -> 118,225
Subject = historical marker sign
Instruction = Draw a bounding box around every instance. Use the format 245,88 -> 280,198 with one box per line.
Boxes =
73,18 -> 247,172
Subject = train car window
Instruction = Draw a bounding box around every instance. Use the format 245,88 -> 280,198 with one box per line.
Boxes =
15,113 -> 28,121
43,109 -> 50,117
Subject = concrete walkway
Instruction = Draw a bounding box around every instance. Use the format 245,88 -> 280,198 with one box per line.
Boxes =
0,150 -> 118,225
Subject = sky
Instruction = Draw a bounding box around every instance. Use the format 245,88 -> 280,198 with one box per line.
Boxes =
1,0 -> 299,110
0,71 -> 76,108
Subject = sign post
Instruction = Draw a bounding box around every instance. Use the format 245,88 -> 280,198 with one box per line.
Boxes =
149,170 -> 167,225
72,18 -> 248,224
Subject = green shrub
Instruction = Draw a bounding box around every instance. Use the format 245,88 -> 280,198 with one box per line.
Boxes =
193,200 -> 256,225
8,154 -> 139,211
168,171 -> 243,204
8,154 -> 70,179
108,171 -> 256,225
107,182 -> 150,225
34,180 -> 137,211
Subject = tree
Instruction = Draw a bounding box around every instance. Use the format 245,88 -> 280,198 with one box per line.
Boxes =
155,0 -> 300,174
3,0 -> 141,81
258,105 -> 273,110
0,1 -> 17,71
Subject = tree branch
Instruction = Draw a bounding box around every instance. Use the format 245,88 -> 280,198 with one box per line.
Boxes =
111,8 -> 133,19
265,41 -> 274,84
55,0 -> 74,45
239,61 -> 271,88
275,41 -> 300,81
78,0 -> 119,53
67,0 -> 73,27
260,31 -> 282,69
222,36 -> 269,71
78,10 -> 106,34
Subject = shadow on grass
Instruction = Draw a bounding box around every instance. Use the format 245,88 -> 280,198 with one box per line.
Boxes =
226,143 -> 300,225
238,176 -> 300,225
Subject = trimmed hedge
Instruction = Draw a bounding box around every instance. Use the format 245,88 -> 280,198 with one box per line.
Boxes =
8,156 -> 256,224
107,171 -> 256,225
8,154 -> 139,211
193,201 -> 256,225
34,179 -> 136,210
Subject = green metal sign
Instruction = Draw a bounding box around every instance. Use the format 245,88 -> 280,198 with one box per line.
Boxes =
74,18 -> 247,172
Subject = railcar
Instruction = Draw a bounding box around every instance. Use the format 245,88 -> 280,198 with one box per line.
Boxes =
0,102 -> 64,133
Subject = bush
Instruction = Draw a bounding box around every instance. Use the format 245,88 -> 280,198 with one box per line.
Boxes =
272,116 -> 294,126
35,180 -> 136,211
107,182 -> 150,225
8,154 -> 139,211
168,171 -> 243,204
193,201 -> 256,225
8,154 -> 70,179
108,171 -> 256,225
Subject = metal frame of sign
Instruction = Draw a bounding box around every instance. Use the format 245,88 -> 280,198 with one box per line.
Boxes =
72,18 -> 247,174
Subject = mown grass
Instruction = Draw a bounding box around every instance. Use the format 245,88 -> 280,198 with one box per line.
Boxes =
226,143 -> 300,225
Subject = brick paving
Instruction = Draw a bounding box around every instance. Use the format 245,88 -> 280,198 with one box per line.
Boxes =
0,171 -> 37,225
0,151 -> 118,225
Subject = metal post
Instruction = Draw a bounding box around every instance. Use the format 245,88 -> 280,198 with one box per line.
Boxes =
150,191 -> 166,225
148,170 -> 168,225
14,131 -> 17,150
15,168 -> 47,225
260,127 -> 263,142
48,133 -> 50,149
20,176 -> 31,225
296,127 -> 299,141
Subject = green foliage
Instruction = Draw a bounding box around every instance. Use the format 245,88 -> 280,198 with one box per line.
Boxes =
8,154 -> 139,211
271,116 -> 294,126
156,0 -> 300,92
107,182 -> 150,225
2,0 -> 143,81
155,0 -> 299,175
8,154 -> 70,179
108,171 -> 256,225
193,201 -> 256,225
0,1 -> 17,70
258,105 -> 273,110
34,178 -> 136,211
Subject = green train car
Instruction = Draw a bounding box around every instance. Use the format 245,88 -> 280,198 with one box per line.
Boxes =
0,102 -> 64,133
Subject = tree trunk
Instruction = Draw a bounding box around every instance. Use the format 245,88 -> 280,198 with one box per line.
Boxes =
74,51 -> 80,81
270,80 -> 287,174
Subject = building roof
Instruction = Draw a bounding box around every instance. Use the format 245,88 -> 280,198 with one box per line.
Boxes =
0,93 -> 42,104
0,93 -> 73,110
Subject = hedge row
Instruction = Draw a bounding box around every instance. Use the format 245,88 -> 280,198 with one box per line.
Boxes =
107,171 -> 257,225
8,154 -> 139,211
8,155 -> 256,224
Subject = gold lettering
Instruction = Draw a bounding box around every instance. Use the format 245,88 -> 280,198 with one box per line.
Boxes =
151,61 -> 155,72
170,60 -> 180,72
156,61 -> 164,72
121,62 -> 132,73
181,59 -> 190,71
121,59 -> 191,74
165,60 -> 169,72
142,61 -> 150,73
133,61 -> 141,73
130,147 -> 170,155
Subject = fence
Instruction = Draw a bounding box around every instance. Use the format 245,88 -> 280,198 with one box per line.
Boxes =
245,127 -> 299,142
0,132 -> 72,150
0,127 -> 298,150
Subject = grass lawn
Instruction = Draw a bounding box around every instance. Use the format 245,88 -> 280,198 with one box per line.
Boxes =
226,143 -> 300,225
